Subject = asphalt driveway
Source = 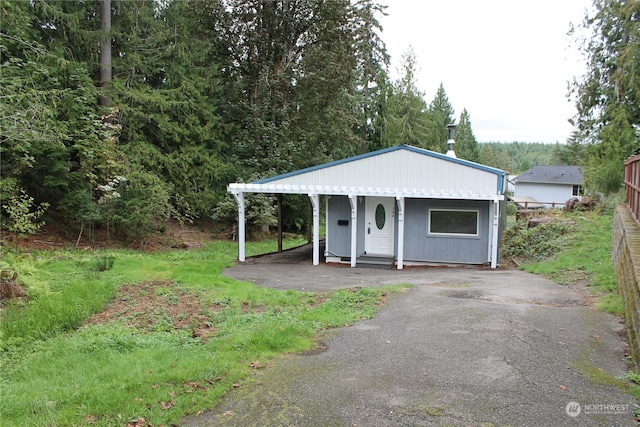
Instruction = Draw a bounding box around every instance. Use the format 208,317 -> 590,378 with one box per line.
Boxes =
183,246 -> 638,426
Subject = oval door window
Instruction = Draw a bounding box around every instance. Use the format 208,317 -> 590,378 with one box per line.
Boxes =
375,204 -> 386,229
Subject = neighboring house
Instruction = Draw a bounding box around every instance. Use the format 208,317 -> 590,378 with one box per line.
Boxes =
513,165 -> 583,208
228,145 -> 507,269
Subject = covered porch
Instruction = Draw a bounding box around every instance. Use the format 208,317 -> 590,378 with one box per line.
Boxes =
227,184 -> 503,269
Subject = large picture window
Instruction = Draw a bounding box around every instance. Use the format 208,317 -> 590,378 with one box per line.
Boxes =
428,209 -> 479,236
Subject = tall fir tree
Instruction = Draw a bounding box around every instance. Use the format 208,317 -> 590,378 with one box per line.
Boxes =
381,47 -> 430,148
111,0 -> 229,219
1,0 -> 120,233
349,0 -> 389,154
455,108 -> 480,162
221,0 -> 364,177
552,131 -> 586,166
425,83 -> 455,153
570,0 -> 639,193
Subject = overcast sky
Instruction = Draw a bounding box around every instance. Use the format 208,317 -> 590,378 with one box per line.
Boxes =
378,0 -> 592,143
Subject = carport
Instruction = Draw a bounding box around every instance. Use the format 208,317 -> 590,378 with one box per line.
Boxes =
228,144 -> 506,269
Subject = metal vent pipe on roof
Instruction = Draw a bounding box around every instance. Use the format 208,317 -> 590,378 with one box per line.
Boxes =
446,124 -> 457,158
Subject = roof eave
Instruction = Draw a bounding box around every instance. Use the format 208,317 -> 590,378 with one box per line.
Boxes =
228,183 -> 504,201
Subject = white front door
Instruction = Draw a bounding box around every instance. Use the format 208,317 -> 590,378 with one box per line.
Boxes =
365,197 -> 395,256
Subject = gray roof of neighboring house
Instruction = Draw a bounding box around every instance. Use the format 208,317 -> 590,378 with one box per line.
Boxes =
515,165 -> 583,185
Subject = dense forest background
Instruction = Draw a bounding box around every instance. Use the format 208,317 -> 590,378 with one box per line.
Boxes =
1,0 -> 638,240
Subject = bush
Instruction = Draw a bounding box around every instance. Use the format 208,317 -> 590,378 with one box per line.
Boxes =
92,255 -> 115,272
1,189 -> 49,237
501,218 -> 574,262
213,192 -> 276,232
102,170 -> 171,240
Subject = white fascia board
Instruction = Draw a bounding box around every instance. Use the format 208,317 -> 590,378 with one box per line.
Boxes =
227,183 -> 504,201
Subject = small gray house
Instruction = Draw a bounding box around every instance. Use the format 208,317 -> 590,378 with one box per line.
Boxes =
228,145 -> 507,268
514,165 -> 583,207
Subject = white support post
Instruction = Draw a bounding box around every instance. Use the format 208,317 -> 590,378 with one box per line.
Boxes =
396,196 -> 405,270
232,191 -> 246,262
308,193 -> 320,265
490,200 -> 500,268
324,196 -> 330,258
348,195 -> 358,268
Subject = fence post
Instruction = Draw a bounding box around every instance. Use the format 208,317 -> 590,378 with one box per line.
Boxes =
625,153 -> 640,228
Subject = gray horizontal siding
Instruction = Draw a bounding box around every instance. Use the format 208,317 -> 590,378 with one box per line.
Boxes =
404,199 -> 490,264
326,196 -> 366,257
327,196 -> 491,264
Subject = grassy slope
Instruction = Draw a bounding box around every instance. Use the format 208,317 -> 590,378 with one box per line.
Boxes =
519,211 -> 622,314
0,237 -> 406,426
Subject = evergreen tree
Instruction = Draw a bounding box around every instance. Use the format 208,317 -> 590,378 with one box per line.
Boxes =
570,0 -> 639,193
479,144 -> 514,172
381,47 -> 430,148
479,142 -> 555,173
221,0 -> 363,178
552,131 -> 586,165
111,0 -> 229,219
291,0 -> 362,163
350,0 -> 389,154
1,0 -> 119,235
2,0 -> 230,237
425,83 -> 455,153
455,108 -> 481,162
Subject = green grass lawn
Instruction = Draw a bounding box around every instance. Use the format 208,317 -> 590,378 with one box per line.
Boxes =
4,209 -> 638,425
0,237 -> 406,426
516,210 -> 622,314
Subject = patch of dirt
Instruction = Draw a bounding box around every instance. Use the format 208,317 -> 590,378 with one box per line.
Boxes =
548,269 -> 597,307
146,221 -> 218,252
87,280 -> 219,341
0,268 -> 28,306
4,220 -> 220,252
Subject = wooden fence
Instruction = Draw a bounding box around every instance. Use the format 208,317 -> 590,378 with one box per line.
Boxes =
624,153 -> 640,228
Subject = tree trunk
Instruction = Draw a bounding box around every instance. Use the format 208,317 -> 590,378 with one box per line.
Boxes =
99,0 -> 112,106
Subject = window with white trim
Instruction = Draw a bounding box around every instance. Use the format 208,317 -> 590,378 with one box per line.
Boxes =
428,209 -> 479,236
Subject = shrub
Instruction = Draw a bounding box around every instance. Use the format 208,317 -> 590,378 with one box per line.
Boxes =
92,255 -> 115,272
213,192 -> 276,232
102,170 -> 171,240
1,190 -> 49,237
501,218 -> 574,262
